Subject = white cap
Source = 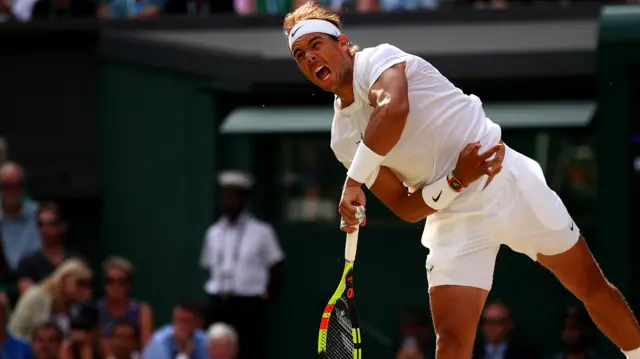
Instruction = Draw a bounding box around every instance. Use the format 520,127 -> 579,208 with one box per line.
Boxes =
218,170 -> 254,190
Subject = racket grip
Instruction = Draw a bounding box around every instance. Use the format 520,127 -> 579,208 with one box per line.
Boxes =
345,226 -> 359,262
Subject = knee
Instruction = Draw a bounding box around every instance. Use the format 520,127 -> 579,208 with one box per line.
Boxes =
435,328 -> 475,358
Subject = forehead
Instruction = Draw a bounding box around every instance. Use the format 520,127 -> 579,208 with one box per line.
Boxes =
0,167 -> 22,181
484,304 -> 508,317
291,33 -> 329,53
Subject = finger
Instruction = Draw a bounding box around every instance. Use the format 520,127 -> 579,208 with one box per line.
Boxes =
340,225 -> 356,234
479,144 -> 504,160
339,208 -> 359,225
460,142 -> 477,155
485,155 -> 504,169
488,165 -> 503,177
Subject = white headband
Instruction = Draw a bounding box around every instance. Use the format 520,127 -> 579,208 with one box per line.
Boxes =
288,19 -> 341,51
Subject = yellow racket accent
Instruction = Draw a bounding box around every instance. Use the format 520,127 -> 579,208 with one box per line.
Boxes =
318,262 -> 354,355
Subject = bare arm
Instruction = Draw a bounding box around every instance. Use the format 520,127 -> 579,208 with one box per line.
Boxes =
345,62 -> 408,188
139,302 -> 154,345
369,166 -> 435,223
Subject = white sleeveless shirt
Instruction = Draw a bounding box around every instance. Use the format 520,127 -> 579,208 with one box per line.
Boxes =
331,43 -> 502,197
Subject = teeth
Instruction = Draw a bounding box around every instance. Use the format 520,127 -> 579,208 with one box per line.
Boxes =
315,65 -> 325,74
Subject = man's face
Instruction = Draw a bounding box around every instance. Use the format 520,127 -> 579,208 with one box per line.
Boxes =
219,187 -> 246,217
173,307 -> 199,342
481,304 -> 512,344
38,210 -> 66,245
208,337 -> 238,359
291,33 -> 350,92
0,167 -> 24,206
32,327 -> 62,359
112,324 -> 138,358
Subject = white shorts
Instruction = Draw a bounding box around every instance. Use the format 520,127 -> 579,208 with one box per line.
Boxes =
423,145 -> 580,291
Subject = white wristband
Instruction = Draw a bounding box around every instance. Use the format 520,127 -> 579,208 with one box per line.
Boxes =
347,143 -> 385,184
421,173 -> 462,211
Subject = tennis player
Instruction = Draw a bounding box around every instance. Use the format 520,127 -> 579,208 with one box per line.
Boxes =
284,3 -> 640,359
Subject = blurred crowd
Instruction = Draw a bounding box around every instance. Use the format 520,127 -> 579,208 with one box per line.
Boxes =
0,134 -> 607,359
1,0 -> 638,24
395,302 -> 601,359
0,136 -> 284,359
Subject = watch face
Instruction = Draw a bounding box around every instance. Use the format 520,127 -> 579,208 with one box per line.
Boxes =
450,180 -> 463,191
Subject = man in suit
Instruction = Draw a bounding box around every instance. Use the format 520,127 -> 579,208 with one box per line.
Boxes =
473,300 -> 537,359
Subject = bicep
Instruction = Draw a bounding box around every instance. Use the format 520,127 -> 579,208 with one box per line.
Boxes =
368,63 -> 409,113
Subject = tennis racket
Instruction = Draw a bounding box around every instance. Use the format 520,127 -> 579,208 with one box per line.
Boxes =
318,207 -> 364,359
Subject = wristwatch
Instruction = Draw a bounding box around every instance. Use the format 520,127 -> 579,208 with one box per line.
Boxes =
447,171 -> 465,192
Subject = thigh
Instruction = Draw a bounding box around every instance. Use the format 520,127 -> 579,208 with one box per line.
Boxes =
536,235 -> 608,298
430,285 -> 489,355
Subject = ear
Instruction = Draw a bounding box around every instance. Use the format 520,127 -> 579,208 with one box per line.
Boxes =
337,34 -> 349,50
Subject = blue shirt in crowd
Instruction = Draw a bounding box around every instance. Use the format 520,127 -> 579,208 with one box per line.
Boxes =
142,325 -> 207,359
1,332 -> 33,359
0,198 -> 41,270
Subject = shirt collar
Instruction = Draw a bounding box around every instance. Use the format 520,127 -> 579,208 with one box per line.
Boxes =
485,342 -> 508,356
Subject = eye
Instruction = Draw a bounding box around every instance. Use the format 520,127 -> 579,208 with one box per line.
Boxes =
311,42 -> 320,49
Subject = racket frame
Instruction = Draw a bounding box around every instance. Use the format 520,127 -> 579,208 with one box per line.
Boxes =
318,226 -> 362,359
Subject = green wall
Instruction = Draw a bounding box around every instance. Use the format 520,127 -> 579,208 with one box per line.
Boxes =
99,60 -> 216,323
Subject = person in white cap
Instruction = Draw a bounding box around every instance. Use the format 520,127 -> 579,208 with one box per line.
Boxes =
283,3 -> 640,359
199,170 -> 284,359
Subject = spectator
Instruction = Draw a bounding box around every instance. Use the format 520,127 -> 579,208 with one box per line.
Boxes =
201,170 -> 284,359
292,0 -> 377,12
17,202 -> 83,295
8,259 -> 92,340
96,0 -> 161,19
0,137 -> 6,166
206,322 -> 238,359
32,322 -> 64,359
0,294 -> 32,358
552,307 -> 599,359
473,300 -> 537,359
395,306 -> 432,359
0,162 -> 41,294
97,257 -> 153,347
142,300 -> 207,359
60,301 -> 109,359
109,319 -> 140,359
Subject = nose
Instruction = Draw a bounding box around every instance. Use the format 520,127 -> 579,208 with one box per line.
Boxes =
305,52 -> 316,63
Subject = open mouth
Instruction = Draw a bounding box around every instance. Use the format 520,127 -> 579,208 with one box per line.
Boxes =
314,65 -> 332,81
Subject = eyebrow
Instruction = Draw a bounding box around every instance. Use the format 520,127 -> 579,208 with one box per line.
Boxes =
293,36 -> 323,57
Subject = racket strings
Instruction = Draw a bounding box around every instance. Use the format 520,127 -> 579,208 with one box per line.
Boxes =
325,299 -> 354,359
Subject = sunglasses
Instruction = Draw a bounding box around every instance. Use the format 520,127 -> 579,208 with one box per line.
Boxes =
0,181 -> 23,190
104,276 -> 129,285
482,317 -> 508,326
76,278 -> 91,287
37,220 -> 60,228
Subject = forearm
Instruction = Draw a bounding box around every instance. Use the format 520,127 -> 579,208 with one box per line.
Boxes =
369,167 -> 435,223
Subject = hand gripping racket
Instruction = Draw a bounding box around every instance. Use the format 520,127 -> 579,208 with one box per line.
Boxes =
318,206 -> 365,359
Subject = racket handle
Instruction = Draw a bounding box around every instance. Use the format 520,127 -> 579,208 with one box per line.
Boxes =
345,225 -> 359,263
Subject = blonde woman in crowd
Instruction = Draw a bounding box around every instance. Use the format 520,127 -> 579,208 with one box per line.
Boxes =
8,258 -> 92,340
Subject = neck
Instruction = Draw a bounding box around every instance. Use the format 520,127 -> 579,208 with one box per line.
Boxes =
226,212 -> 243,224
42,243 -> 64,255
335,59 -> 355,107
1,202 -> 20,217
107,297 -> 128,309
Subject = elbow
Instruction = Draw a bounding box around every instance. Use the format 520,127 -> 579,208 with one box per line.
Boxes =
390,99 -> 410,121
393,209 -> 424,223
